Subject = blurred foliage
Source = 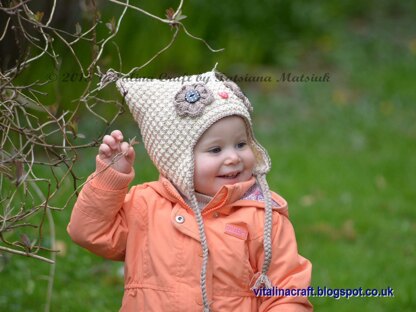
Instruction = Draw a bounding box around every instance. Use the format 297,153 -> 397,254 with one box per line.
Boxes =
1,0 -> 416,311
9,0 -> 416,115
13,0 -> 416,112
111,0 -> 416,70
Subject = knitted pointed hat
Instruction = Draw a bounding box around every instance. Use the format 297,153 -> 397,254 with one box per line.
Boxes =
116,69 -> 274,311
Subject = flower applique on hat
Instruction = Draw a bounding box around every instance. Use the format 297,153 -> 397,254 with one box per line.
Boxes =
174,83 -> 214,117
214,71 -> 253,112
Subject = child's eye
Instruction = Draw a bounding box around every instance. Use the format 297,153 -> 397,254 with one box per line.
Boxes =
209,147 -> 221,153
237,142 -> 247,149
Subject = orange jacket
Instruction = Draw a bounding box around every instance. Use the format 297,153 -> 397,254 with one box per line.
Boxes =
67,157 -> 312,311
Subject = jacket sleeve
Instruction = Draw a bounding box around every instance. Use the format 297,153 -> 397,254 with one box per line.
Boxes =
67,155 -> 135,261
252,212 -> 313,312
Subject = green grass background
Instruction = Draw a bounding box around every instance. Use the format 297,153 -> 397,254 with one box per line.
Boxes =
1,1 -> 415,311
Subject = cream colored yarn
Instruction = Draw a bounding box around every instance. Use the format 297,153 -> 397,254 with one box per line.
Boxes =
115,69 -> 274,311
116,70 -> 270,198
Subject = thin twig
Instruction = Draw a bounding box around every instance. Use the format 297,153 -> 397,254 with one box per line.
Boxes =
0,17 -> 11,41
0,246 -> 54,264
107,0 -> 171,23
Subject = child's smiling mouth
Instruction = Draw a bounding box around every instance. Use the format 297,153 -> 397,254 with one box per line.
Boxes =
217,171 -> 241,179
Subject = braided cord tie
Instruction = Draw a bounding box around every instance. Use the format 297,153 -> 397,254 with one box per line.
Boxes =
189,193 -> 211,311
251,174 -> 274,290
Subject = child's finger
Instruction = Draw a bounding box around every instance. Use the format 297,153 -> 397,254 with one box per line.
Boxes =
121,142 -> 135,161
103,134 -> 118,151
111,130 -> 123,142
125,146 -> 135,163
120,141 -> 129,153
98,143 -> 111,158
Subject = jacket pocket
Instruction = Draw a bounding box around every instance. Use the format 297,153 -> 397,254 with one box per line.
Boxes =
210,223 -> 254,290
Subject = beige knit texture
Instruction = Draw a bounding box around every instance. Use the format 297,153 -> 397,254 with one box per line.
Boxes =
116,71 -> 271,198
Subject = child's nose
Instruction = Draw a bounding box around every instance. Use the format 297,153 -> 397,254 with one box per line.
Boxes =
224,151 -> 241,165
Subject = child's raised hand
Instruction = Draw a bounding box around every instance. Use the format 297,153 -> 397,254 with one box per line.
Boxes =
98,130 -> 135,174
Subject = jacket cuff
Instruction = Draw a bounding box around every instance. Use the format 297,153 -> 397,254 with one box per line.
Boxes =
87,155 -> 135,190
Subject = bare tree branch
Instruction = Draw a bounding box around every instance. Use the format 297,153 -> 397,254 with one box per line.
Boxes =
0,1 -> 223,310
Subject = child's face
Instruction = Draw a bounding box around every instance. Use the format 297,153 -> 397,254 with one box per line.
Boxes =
194,116 -> 255,196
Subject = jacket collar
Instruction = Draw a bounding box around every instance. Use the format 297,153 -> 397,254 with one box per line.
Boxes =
149,175 -> 255,213
147,175 -> 288,217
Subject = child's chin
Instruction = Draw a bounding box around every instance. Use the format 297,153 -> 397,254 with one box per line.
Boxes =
197,178 -> 247,197
214,179 -> 240,191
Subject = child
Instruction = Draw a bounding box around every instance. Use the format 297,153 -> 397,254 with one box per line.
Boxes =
67,70 -> 312,311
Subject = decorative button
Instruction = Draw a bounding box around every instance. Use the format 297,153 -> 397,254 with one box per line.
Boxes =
212,212 -> 220,218
185,89 -> 200,103
175,215 -> 185,224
